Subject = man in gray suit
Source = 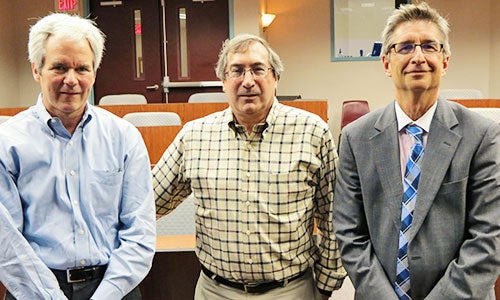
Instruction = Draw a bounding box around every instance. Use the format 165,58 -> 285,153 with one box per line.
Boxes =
333,2 -> 499,300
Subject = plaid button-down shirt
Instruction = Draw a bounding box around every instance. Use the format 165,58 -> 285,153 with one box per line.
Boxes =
153,100 -> 346,292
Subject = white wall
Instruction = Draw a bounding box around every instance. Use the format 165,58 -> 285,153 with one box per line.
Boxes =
0,0 -> 53,108
232,0 -> 261,36
264,0 -> 498,136
489,0 -> 500,98
0,1 -> 18,107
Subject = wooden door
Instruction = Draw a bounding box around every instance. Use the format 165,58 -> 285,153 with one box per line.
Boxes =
90,0 -> 164,103
164,0 -> 229,102
90,0 -> 229,104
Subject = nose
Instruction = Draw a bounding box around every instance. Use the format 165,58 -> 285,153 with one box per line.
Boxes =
410,45 -> 426,63
63,69 -> 78,86
412,45 -> 426,61
241,69 -> 255,87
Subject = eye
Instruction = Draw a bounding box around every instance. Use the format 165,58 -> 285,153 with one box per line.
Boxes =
51,64 -> 67,72
252,66 -> 266,76
422,43 -> 439,52
76,66 -> 91,73
229,67 -> 244,77
398,43 -> 414,54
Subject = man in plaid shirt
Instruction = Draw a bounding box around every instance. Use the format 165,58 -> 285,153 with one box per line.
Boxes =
153,34 -> 346,299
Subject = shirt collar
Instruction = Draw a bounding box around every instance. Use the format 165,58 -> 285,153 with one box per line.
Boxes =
394,100 -> 437,133
227,98 -> 278,138
34,94 -> 93,134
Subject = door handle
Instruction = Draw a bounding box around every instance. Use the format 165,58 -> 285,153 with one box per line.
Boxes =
146,84 -> 159,91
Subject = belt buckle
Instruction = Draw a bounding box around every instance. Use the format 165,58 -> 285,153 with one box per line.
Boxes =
243,282 -> 260,293
66,266 -> 86,283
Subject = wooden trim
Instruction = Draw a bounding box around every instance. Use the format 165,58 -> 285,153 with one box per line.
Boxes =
156,234 -> 196,252
450,99 -> 500,108
0,100 -> 328,122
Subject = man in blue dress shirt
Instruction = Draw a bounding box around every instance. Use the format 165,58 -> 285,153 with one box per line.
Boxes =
0,13 -> 156,299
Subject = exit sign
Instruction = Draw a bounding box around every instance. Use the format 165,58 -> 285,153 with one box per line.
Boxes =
54,0 -> 83,15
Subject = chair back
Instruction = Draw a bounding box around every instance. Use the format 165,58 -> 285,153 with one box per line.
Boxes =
99,94 -> 148,105
439,89 -> 484,100
187,92 -> 226,103
341,100 -> 370,129
469,107 -> 500,124
156,194 -> 195,235
123,112 -> 182,126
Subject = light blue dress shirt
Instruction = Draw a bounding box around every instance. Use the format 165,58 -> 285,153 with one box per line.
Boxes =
0,96 -> 156,299
0,202 -> 67,299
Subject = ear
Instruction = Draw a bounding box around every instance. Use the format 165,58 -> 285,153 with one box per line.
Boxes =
441,54 -> 450,77
221,79 -> 227,92
31,63 -> 41,82
382,54 -> 392,77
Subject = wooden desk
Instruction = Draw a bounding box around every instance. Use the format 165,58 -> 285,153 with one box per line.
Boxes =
98,100 -> 329,123
140,235 -> 198,300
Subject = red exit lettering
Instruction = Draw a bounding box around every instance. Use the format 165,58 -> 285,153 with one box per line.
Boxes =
58,0 -> 78,11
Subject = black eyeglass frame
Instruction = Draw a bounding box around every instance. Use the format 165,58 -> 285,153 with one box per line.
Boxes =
389,42 -> 444,55
224,67 -> 274,80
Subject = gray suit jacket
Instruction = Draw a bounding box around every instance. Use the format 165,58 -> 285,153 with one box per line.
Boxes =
333,99 -> 500,300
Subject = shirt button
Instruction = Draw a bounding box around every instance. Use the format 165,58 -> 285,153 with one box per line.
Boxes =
248,258 -> 253,264
51,119 -> 57,124
245,172 -> 251,178
246,230 -> 251,235
70,170 -> 76,176
80,259 -> 86,265
79,229 -> 84,235
73,200 -> 78,205
245,201 -> 250,206
69,141 -> 74,146
246,143 -> 252,150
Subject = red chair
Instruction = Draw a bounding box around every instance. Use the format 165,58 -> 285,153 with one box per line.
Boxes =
338,100 -> 370,150
341,100 -> 370,129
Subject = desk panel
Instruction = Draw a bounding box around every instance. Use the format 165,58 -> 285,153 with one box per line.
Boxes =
98,100 -> 329,123
140,251 -> 199,300
450,99 -> 500,108
137,126 -> 182,165
140,235 -> 198,300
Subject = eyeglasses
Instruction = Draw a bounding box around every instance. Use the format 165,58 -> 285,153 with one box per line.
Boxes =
390,42 -> 443,55
225,66 -> 274,80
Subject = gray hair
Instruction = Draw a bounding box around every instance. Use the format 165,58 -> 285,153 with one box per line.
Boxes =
381,2 -> 451,56
215,33 -> 284,80
28,13 -> 106,72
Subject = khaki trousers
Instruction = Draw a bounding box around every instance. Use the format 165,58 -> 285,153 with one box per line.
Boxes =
194,268 -> 322,300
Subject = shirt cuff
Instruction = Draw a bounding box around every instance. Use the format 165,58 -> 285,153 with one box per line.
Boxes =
90,280 -> 124,300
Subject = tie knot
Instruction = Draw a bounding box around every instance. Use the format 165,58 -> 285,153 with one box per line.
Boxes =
406,124 -> 423,144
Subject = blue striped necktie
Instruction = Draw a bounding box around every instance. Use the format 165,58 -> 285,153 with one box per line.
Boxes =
395,124 -> 424,300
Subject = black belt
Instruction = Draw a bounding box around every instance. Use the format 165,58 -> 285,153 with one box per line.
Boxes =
201,265 -> 307,294
51,265 -> 107,284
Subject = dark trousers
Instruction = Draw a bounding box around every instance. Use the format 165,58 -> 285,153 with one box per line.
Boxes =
5,276 -> 141,300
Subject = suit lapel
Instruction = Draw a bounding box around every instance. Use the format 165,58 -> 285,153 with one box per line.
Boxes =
371,104 -> 403,230
408,99 -> 462,241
